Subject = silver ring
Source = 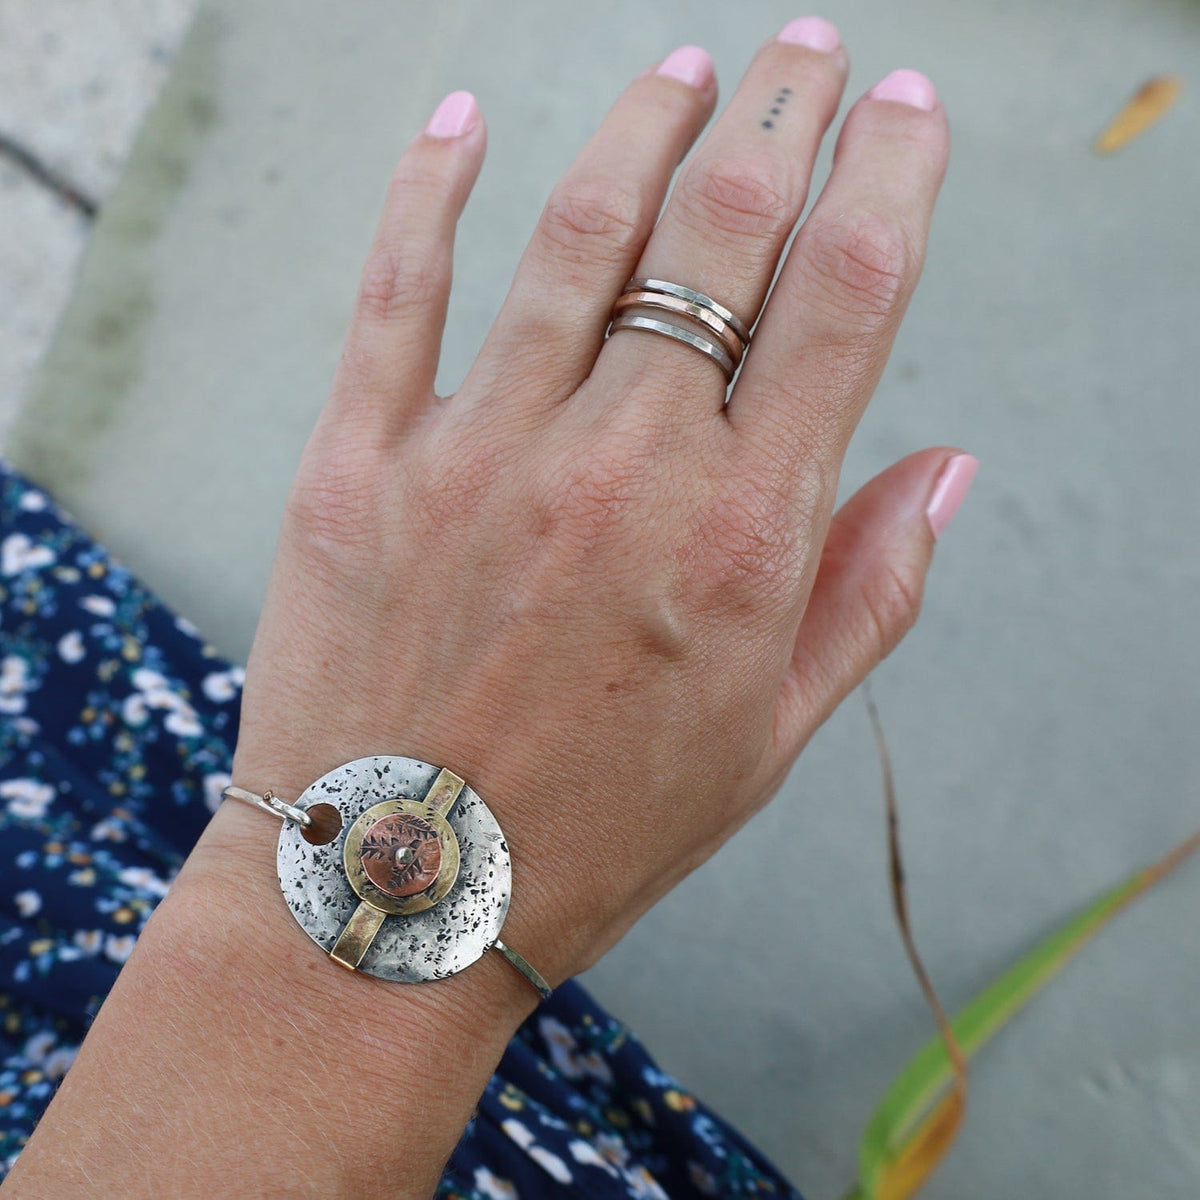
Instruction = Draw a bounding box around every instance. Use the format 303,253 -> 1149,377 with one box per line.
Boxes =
608,313 -> 735,382
612,291 -> 746,366
625,277 -> 752,345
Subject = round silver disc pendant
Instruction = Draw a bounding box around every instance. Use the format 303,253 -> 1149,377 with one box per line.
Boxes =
277,756 -> 511,983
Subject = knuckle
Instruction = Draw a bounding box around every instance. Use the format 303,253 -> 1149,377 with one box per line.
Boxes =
732,396 -> 839,518
539,449 -> 643,549
693,489 -> 799,612
538,176 -> 645,267
676,157 -> 794,243
285,451 -> 383,559
859,559 -> 924,661
798,213 -> 914,331
491,446 -> 649,635
404,434 -> 512,542
355,242 -> 448,324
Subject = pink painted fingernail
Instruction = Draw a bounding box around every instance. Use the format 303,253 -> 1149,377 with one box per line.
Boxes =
926,454 -> 978,539
778,16 -> 841,53
656,45 -> 715,90
424,90 -> 480,138
869,68 -> 938,112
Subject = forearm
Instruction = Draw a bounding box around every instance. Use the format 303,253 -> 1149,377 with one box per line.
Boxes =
2,800 -> 537,1199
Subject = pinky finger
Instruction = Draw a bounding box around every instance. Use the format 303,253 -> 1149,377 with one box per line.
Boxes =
330,90 -> 487,440
774,449 -> 977,754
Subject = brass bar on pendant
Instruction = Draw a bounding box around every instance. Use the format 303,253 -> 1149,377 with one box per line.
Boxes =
425,768 -> 465,817
329,901 -> 388,970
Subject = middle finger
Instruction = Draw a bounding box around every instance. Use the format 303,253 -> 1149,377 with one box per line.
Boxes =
594,17 -> 849,411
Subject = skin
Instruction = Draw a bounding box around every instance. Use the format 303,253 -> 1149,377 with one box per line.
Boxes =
3,25 -> 953,1200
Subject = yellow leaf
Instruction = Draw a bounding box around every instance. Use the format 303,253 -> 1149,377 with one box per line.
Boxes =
1096,75 -> 1182,154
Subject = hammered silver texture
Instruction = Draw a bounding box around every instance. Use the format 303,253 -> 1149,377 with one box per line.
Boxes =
277,756 -> 511,983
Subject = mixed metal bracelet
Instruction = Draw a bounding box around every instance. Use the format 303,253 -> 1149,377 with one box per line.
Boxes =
222,755 -> 551,1000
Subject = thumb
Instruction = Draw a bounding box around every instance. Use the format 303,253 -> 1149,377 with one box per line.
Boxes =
775,448 -> 977,751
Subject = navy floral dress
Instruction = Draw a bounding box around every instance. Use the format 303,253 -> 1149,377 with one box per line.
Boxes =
0,462 -> 800,1199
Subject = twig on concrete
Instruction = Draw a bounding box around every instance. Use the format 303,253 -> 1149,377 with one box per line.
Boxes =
863,680 -> 969,1124
0,130 -> 98,219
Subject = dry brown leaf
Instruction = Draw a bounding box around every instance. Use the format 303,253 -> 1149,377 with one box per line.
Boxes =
1096,75 -> 1182,154
864,684 -> 968,1198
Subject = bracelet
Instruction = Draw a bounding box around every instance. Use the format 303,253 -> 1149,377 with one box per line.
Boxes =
221,756 -> 552,1000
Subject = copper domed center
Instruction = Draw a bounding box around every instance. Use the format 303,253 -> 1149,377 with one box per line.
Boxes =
359,813 -> 442,897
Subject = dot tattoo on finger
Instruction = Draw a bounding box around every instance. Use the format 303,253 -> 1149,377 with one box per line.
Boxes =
761,85 -> 793,130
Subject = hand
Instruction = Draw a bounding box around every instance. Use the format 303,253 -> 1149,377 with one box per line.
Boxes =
4,27 -> 965,1200
207,30 -> 958,985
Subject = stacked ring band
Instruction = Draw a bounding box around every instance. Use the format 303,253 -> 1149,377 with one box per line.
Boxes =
606,277 -> 751,383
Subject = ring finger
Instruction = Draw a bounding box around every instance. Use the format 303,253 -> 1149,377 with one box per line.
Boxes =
593,17 -> 849,410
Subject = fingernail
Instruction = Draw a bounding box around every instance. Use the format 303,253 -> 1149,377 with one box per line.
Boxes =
778,16 -> 841,53
869,68 -> 938,112
424,90 -> 480,138
926,454 -> 978,539
656,45 -> 715,90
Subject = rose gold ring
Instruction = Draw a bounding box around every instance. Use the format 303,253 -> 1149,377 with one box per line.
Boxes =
605,277 -> 751,388
626,277 -> 752,344
612,291 -> 746,365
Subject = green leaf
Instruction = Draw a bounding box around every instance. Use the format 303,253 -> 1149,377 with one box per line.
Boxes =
850,828 -> 1200,1200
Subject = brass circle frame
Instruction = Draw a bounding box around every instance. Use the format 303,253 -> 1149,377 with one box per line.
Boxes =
342,799 -> 460,916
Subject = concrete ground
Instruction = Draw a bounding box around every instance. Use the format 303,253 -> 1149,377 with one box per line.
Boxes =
0,0 -> 196,436
6,1 -> 1200,1196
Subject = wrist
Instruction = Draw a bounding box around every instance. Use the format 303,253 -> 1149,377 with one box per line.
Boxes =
224,737 -> 592,984
7,826 -> 535,1200
185,794 -> 541,1036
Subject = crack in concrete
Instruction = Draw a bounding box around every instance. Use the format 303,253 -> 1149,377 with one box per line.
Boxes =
0,130 -> 98,219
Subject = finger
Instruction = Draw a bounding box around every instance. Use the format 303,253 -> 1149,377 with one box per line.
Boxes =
773,449 -> 977,753
594,18 -> 849,411
460,47 -> 718,419
729,70 -> 950,499
328,90 -> 487,441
